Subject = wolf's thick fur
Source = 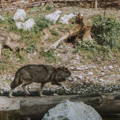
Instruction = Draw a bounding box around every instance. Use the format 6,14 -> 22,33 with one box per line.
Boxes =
9,64 -> 71,97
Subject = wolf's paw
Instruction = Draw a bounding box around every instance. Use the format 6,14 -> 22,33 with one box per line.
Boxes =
39,93 -> 46,97
53,93 -> 58,96
8,94 -> 14,98
65,88 -> 71,94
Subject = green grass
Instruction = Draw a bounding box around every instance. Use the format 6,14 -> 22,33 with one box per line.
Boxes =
33,16 -> 53,33
40,50 -> 57,63
50,29 -> 59,36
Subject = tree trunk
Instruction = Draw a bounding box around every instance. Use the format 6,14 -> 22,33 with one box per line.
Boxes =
95,0 -> 98,9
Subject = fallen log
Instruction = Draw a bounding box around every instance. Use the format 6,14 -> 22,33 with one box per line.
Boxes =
46,32 -> 70,51
46,14 -> 93,51
0,94 -> 120,117
46,29 -> 80,51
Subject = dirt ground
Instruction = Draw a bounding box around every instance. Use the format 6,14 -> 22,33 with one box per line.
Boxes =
0,7 -> 120,96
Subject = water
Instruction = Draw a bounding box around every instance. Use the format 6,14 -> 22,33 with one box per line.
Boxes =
104,117 -> 120,120
103,115 -> 120,120
0,112 -> 120,120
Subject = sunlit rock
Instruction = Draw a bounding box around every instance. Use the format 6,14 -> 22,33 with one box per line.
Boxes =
45,10 -> 62,24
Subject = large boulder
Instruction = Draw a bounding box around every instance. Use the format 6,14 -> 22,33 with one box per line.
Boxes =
42,100 -> 102,120
13,9 -> 26,22
15,18 -> 36,31
23,18 -> 36,31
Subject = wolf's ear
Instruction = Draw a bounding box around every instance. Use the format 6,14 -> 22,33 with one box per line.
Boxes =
57,66 -> 66,70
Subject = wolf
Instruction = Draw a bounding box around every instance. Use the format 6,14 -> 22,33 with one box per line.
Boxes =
9,64 -> 72,97
0,29 -> 24,56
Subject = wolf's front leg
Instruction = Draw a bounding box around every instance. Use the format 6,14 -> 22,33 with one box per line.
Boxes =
39,83 -> 45,97
9,89 -> 14,98
56,82 -> 70,92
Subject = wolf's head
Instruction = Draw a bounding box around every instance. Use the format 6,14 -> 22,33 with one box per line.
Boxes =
55,66 -> 72,82
10,79 -> 22,89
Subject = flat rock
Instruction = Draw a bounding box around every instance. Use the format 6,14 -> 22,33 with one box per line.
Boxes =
0,97 -> 20,111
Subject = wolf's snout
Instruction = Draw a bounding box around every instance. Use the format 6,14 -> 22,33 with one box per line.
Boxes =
67,76 -> 74,82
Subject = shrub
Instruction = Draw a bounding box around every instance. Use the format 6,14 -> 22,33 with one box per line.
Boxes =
50,29 -> 59,36
40,50 -> 56,62
92,15 -> 120,48
33,17 -> 52,33
78,40 -> 96,50
45,4 -> 53,11
26,44 -> 37,53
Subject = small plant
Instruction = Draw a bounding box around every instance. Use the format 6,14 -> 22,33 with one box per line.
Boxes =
50,29 -> 59,36
45,4 -> 53,11
78,40 -> 96,50
92,15 -> 120,48
33,16 -> 52,33
41,50 -> 56,62
45,2 -> 55,11
26,44 -> 37,53
2,49 -> 13,61
4,15 -> 17,31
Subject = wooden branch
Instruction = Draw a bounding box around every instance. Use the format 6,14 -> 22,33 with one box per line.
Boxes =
46,28 -> 80,51
47,33 -> 70,51
95,0 -> 98,9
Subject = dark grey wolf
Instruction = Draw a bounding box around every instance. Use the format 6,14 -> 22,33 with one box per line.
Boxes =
9,64 -> 72,97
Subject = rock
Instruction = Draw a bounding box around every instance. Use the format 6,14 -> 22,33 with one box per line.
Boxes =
15,22 -> 24,29
70,65 -> 96,71
108,65 -> 113,70
75,75 -> 83,80
60,13 -> 75,24
20,0 -> 29,4
42,100 -> 102,120
0,97 -> 20,111
88,72 -> 93,75
23,18 -> 36,31
15,18 -> 36,31
45,10 -> 62,24
0,15 -> 5,21
13,9 -> 26,22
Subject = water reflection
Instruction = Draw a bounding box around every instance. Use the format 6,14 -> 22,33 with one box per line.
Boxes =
0,112 -> 120,120
103,114 -> 120,120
